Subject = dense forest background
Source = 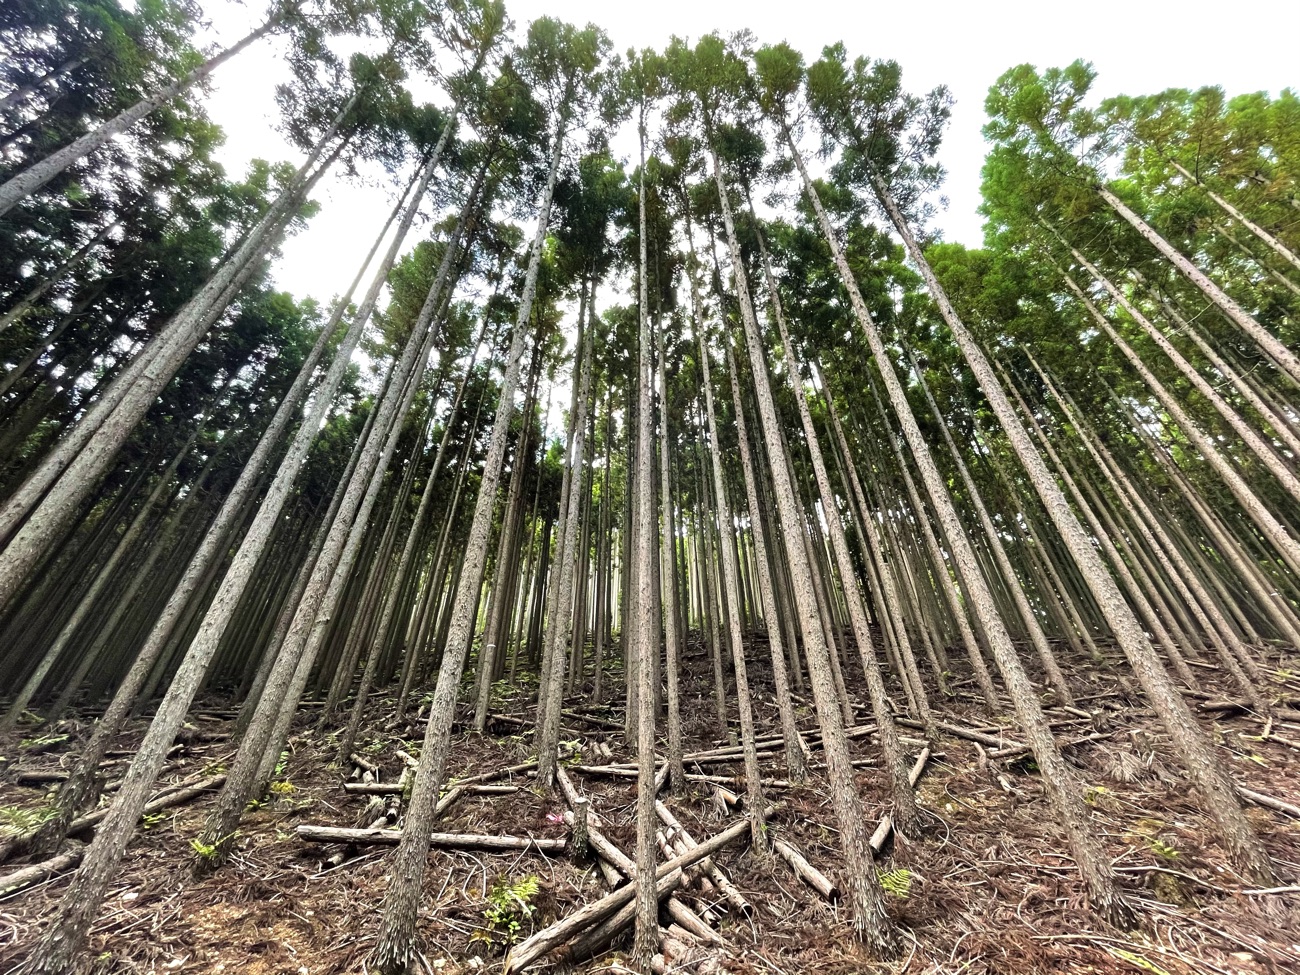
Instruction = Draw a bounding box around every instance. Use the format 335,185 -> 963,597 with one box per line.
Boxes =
0,2 -> 1297,974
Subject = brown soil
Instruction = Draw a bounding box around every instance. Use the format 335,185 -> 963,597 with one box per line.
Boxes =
2,637 -> 1298,974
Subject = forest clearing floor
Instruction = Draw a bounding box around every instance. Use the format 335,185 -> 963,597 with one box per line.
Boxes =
2,638 -> 1299,975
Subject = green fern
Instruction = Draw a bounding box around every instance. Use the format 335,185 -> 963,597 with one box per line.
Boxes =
878,868 -> 913,898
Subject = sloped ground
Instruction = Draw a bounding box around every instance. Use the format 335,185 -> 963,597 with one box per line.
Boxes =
2,639 -> 1298,974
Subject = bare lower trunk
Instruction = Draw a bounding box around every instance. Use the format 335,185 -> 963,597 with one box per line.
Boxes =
373,114 -> 565,973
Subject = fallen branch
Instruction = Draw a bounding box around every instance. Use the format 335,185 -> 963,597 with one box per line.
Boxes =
563,870 -> 683,963
295,825 -> 565,852
773,837 -> 838,901
349,753 -> 380,774
0,841 -> 84,897
989,733 -> 1109,761
67,774 -> 227,835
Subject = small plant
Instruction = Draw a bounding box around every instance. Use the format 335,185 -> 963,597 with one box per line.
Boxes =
482,874 -> 540,945
273,750 -> 290,778
269,780 -> 295,796
19,733 -> 68,750
190,831 -> 238,860
141,812 -> 167,830
878,868 -> 913,898
0,803 -> 57,836
1148,838 -> 1179,860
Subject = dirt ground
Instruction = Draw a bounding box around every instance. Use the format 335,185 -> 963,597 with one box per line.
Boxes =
2,636 -> 1298,974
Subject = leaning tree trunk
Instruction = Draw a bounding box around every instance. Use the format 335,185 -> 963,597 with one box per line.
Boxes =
12,145 -> 444,971
1168,159 -> 1300,274
0,93 -> 359,612
203,157 -> 486,853
747,207 -> 917,831
870,171 -> 1273,888
1059,269 -> 1300,583
1060,234 -> 1300,506
784,128 -> 1128,925
373,110 -> 566,975
1096,183 -> 1300,387
0,14 -> 282,216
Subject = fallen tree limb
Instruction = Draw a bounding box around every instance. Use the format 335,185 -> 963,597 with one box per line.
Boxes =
989,732 -> 1109,761
773,838 -> 838,901
67,774 -> 227,835
345,781 -> 521,798
295,825 -> 566,851
0,841 -> 84,897
349,753 -> 380,774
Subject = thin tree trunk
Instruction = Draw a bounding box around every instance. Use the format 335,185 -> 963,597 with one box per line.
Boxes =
0,16 -> 282,216
373,110 -> 566,973
1096,183 -> 1300,387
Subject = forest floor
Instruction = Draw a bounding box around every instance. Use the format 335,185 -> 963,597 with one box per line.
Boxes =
2,638 -> 1299,975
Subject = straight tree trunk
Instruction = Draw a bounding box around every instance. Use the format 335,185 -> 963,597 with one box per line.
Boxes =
0,15 -> 282,216
1096,184 -> 1300,387
373,110 -> 566,974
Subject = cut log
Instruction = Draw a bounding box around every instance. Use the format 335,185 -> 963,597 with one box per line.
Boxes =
67,774 -> 227,835
295,825 -> 565,852
563,870 -> 683,963
869,748 -> 930,854
655,800 -> 753,916
773,837 -> 838,901
989,733 -> 1109,760
898,717 -> 1017,750
349,753 -> 380,774
0,841 -> 84,896
507,818 -> 766,975
561,709 -> 623,731
555,767 -> 720,943
344,781 -> 521,798
1238,786 -> 1300,818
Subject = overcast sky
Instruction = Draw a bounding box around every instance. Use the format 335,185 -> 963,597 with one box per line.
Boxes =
199,0 -> 1300,306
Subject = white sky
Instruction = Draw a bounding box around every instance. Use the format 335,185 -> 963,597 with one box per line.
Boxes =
198,0 -> 1300,305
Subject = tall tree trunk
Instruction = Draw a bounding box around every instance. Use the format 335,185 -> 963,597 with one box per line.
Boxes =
0,15 -> 282,216
373,110 -> 566,974
786,131 -> 1128,924
1096,183 -> 1300,387
870,173 -> 1271,888
630,114 -> 661,973
711,135 -> 897,955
